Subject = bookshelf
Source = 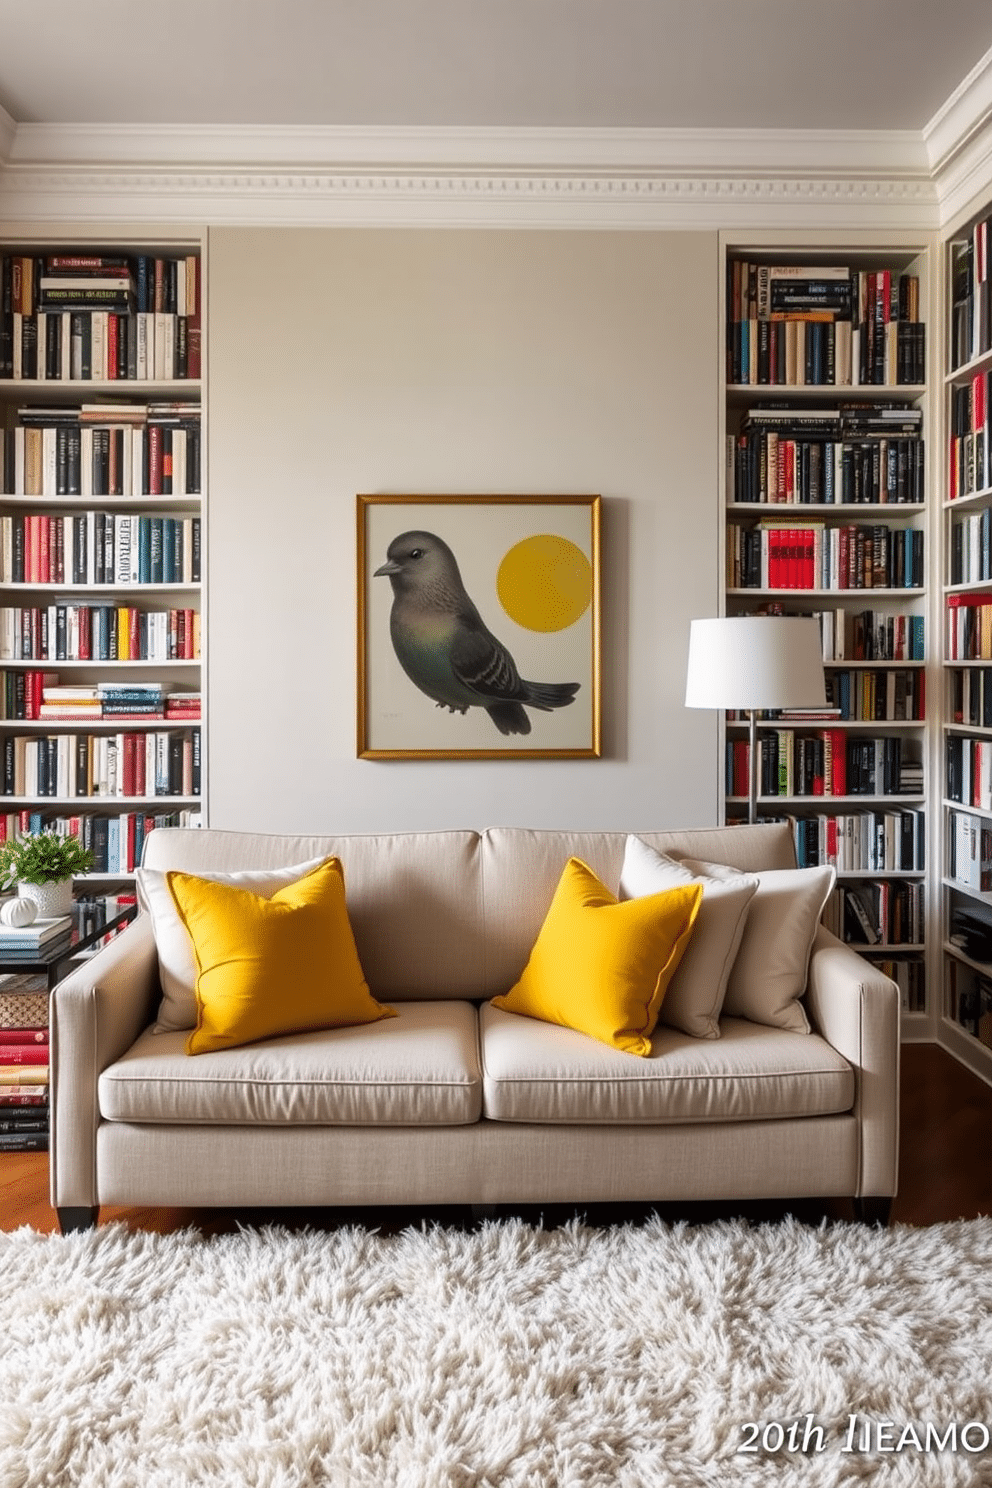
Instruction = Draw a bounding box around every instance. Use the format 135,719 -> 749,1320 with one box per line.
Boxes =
0,233 -> 205,892
940,197 -> 992,1084
721,233 -> 936,1039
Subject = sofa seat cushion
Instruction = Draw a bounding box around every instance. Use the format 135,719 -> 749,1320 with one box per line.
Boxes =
479,1002 -> 854,1124
98,1001 -> 482,1127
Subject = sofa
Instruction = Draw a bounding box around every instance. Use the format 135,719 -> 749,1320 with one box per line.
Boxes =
49,821 -> 900,1232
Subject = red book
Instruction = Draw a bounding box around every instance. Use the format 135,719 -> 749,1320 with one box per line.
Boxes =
122,732 -> 137,796
0,1030 -> 48,1047
974,371 -> 987,433
147,424 -> 162,495
38,517 -> 50,583
0,1046 -> 49,1066
830,729 -> 848,795
106,313 -> 118,379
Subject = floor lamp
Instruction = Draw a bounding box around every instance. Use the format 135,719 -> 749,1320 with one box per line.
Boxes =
685,616 -> 827,824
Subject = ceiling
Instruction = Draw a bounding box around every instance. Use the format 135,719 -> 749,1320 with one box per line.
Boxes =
1,0 -> 991,136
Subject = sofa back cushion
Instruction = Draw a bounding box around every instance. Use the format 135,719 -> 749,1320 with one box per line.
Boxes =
479,823 -> 796,999
142,821 -> 796,1006
142,828 -> 483,1002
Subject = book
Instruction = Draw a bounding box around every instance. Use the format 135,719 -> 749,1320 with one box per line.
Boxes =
0,914 -> 72,947
0,1065 -> 49,1085
0,1043 -> 48,1065
0,1131 -> 48,1151
0,1028 -> 48,1046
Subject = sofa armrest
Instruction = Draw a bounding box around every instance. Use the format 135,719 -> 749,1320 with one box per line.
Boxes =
49,913 -> 160,1212
804,923 -> 900,1199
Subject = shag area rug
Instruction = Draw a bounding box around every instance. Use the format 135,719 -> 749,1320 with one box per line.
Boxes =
0,1217 -> 990,1488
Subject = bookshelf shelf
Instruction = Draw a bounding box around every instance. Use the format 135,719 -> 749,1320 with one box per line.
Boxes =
0,795 -> 199,807
728,793 -> 925,807
721,232 -> 933,1023
726,588 -> 923,600
1,233 -> 205,891
728,502 -> 925,515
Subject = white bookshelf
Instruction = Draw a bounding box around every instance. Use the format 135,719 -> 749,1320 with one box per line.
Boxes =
939,191 -> 992,1085
0,230 -> 205,885
720,230 -> 938,1042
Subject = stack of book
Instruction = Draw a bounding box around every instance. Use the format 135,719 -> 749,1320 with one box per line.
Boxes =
728,262 -> 926,387
0,999 -> 49,1151
728,402 -> 925,506
0,509 -> 201,585
165,691 -> 201,720
0,400 -> 202,498
0,251 -> 201,382
0,921 -> 71,1152
0,723 -> 200,798
0,602 -> 200,664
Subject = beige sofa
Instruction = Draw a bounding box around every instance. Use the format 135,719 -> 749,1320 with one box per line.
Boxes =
49,822 -> 900,1232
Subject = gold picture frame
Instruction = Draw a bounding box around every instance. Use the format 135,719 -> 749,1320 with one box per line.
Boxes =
357,494 -> 601,760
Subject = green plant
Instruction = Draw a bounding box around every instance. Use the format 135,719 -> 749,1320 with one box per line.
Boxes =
0,830 -> 93,889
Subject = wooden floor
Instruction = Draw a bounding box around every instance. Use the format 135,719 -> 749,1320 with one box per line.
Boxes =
1,1043 -> 989,1236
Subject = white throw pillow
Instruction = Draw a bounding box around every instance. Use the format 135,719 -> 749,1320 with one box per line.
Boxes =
137,858 -> 327,1032
680,858 -> 836,1034
618,836 -> 759,1039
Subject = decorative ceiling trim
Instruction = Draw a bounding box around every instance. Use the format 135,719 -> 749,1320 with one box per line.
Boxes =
0,162 -> 940,231
924,43 -> 992,176
0,120 -> 939,230
924,43 -> 992,231
0,104 -> 15,166
6,120 -> 931,176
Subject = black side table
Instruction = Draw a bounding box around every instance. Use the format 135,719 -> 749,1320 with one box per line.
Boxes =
0,902 -> 138,991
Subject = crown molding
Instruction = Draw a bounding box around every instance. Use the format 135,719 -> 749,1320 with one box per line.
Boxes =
0,104 -> 15,167
0,122 -> 939,230
924,45 -> 992,231
5,121 -> 931,175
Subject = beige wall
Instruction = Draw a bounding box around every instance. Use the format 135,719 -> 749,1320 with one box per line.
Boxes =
206,227 -> 721,833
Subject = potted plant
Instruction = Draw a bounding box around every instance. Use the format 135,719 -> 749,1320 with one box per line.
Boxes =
0,830 -> 94,919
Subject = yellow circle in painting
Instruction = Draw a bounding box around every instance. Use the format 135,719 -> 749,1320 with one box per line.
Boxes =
497,535 -> 593,633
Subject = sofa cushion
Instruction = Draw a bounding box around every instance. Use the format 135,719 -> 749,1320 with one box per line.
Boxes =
479,1001 -> 854,1124
716,862 -> 837,1033
479,824 -> 797,998
618,836 -> 758,1040
141,828 -> 484,1004
492,858 -> 702,1056
98,1001 -> 483,1126
167,859 -> 395,1056
138,856 -> 327,1032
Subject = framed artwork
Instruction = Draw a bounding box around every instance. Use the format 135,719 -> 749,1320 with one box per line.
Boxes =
357,494 -> 601,759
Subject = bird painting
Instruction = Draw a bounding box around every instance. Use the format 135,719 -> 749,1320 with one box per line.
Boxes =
374,530 -> 580,736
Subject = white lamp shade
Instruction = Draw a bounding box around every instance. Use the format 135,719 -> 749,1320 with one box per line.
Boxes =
685,616 -> 826,712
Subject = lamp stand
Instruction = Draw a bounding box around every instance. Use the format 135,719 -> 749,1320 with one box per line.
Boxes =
748,709 -> 758,825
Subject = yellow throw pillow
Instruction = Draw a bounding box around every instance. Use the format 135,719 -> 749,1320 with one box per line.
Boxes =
492,858 -> 703,1056
167,858 -> 395,1055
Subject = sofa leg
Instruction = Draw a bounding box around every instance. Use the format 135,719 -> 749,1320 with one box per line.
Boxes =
57,1206 -> 98,1233
853,1197 -> 892,1227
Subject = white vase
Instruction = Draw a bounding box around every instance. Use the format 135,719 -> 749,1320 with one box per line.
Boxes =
18,879 -> 73,919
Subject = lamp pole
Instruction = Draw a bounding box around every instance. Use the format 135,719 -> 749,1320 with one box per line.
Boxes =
748,707 -> 759,825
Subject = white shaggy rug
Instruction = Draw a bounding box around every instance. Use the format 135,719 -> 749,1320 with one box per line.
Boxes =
0,1217 -> 991,1488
